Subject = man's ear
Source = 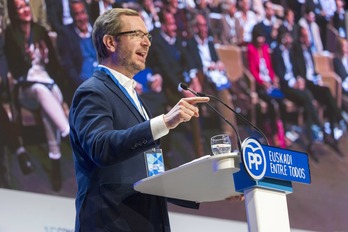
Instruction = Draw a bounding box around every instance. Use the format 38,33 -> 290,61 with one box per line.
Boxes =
103,35 -> 117,52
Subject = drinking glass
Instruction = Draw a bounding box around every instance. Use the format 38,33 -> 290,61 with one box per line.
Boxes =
210,134 -> 232,155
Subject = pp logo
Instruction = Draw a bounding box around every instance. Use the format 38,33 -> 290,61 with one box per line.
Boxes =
242,138 -> 266,180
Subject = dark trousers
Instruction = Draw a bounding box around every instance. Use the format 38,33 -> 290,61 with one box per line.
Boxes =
283,87 -> 320,142
306,81 -> 342,125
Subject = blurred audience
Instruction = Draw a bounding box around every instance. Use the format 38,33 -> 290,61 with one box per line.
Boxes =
293,26 -> 344,143
146,10 -> 201,164
88,0 -> 120,25
298,7 -> 323,54
218,0 -> 243,45
46,0 -> 75,33
247,24 -> 287,147
5,0 -> 70,191
333,37 -> 348,115
28,0 -> 50,31
57,0 -> 97,103
332,0 -> 347,39
186,13 -> 239,151
272,27 -> 327,157
258,1 -> 282,49
138,0 -> 161,32
235,0 -> 259,44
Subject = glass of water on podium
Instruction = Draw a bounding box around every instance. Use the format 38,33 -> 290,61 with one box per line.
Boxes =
211,134 -> 232,155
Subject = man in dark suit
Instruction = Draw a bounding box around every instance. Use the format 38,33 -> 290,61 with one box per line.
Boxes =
57,0 -> 97,104
272,26 -> 324,157
185,13 -> 239,152
69,8 -> 208,232
293,26 -> 345,147
146,10 -> 205,161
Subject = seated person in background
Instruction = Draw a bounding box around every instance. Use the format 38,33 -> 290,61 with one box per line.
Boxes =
247,24 -> 287,148
146,10 -> 203,164
332,0 -> 347,39
185,13 -> 239,152
272,26 -> 330,156
0,101 -> 34,180
257,1 -> 282,49
333,37 -> 348,117
46,0 -> 74,33
235,0 -> 259,44
218,0 -> 244,45
138,0 -> 161,32
298,7 -> 323,54
281,8 -> 299,42
57,0 -> 97,104
88,0 -> 121,25
5,0 -> 69,191
133,68 -> 167,118
292,26 -> 345,143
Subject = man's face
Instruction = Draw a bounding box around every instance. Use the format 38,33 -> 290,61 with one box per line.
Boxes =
283,33 -> 293,48
305,11 -> 315,23
264,2 -> 274,19
14,0 -> 31,23
71,2 -> 89,33
300,28 -> 310,47
196,15 -> 208,40
228,2 -> 237,16
115,15 -> 151,77
162,13 -> 177,38
285,10 -> 294,25
239,0 -> 250,12
342,39 -> 348,54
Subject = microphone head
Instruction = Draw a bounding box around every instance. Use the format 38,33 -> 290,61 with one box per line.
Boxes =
179,82 -> 189,90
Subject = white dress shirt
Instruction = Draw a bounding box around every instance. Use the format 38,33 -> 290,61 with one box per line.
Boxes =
99,65 -> 169,140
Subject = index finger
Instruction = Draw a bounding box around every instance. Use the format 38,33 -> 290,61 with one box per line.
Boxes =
184,97 -> 210,104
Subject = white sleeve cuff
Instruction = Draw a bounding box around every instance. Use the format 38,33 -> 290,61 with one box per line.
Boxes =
150,114 -> 169,141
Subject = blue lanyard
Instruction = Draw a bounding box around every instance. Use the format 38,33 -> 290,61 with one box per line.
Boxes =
97,66 -> 147,119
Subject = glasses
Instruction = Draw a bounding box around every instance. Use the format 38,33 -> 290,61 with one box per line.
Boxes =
114,30 -> 152,42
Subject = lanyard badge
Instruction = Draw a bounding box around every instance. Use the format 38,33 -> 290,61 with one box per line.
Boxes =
144,148 -> 165,177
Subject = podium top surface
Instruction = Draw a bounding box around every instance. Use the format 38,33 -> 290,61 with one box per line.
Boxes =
134,153 -> 241,203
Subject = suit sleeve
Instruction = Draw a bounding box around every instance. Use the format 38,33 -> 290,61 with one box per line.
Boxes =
69,84 -> 158,167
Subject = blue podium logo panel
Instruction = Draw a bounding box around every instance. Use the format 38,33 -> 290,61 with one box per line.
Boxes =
242,138 -> 311,184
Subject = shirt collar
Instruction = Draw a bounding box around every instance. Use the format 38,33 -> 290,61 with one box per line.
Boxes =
74,23 -> 93,38
194,34 -> 208,46
98,65 -> 137,90
160,31 -> 176,45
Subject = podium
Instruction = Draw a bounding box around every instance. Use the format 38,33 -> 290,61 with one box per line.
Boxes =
134,138 -> 311,232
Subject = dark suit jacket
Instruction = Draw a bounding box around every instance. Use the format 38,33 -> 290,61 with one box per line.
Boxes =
185,36 -> 219,70
271,45 -> 298,91
69,69 -> 197,231
57,24 -> 84,89
88,1 -> 121,24
69,69 -> 164,231
46,0 -> 66,32
333,56 -> 348,83
291,42 -> 315,83
146,30 -> 195,105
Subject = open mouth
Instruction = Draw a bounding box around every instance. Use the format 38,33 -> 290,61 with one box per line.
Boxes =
136,51 -> 146,58
136,51 -> 147,61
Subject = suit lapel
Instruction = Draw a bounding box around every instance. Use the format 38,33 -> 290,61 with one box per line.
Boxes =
94,70 -> 147,122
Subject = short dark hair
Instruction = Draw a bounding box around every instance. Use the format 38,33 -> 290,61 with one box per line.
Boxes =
92,8 -> 139,63
251,24 -> 266,45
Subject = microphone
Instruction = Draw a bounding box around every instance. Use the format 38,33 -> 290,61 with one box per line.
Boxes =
180,82 -> 269,146
180,83 -> 242,152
